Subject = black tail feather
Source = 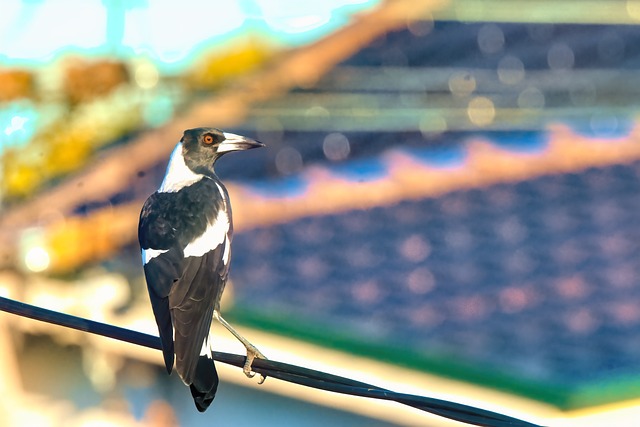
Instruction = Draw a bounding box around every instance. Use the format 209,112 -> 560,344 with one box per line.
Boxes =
189,355 -> 219,412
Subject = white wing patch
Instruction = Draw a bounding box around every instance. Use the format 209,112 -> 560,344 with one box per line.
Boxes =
142,248 -> 169,265
222,236 -> 230,265
184,209 -> 229,258
215,182 -> 231,266
159,143 -> 203,193
200,333 -> 213,358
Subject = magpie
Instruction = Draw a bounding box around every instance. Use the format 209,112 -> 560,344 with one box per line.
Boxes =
138,127 -> 266,412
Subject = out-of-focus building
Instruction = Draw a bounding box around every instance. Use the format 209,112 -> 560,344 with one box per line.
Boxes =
2,1 -> 640,426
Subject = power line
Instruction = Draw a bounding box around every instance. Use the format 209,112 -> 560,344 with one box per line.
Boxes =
0,296 -> 543,427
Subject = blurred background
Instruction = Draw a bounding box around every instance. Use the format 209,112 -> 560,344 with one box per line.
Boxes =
1,0 -> 640,425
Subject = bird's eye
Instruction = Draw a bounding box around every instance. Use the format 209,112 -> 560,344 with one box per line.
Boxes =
203,134 -> 214,145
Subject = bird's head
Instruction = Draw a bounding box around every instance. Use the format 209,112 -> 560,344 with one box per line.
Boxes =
180,127 -> 264,174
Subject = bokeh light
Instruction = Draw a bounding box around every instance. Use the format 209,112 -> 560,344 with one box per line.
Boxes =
517,86 -> 545,110
477,23 -> 505,54
322,132 -> 350,161
24,246 -> 50,273
275,146 -> 303,174
448,71 -> 476,97
467,96 -> 495,126
547,42 -> 575,71
497,55 -> 525,85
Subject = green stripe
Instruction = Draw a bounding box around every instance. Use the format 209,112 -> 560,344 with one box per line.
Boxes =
227,306 -> 640,410
432,1 -> 640,25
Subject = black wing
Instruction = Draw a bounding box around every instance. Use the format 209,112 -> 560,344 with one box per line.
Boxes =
169,241 -> 227,412
170,241 -> 227,383
139,186 -> 229,411
139,193 -> 183,373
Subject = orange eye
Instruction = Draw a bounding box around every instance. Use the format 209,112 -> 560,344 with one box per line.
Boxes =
203,134 -> 214,145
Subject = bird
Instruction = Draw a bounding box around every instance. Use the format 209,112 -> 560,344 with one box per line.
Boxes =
138,127 -> 266,412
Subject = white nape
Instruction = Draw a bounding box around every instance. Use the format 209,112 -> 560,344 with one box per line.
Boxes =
184,210 -> 229,258
142,248 -> 169,265
159,143 -> 203,193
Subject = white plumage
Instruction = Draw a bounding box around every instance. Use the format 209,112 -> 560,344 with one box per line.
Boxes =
183,209 -> 230,258
142,248 -> 169,265
139,127 -> 265,412
159,143 -> 203,193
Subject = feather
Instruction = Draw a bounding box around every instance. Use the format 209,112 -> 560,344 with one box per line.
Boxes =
138,173 -> 228,412
170,245 -> 227,385
138,129 -> 262,412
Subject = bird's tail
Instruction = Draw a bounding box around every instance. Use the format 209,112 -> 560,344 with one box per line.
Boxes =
189,354 -> 219,412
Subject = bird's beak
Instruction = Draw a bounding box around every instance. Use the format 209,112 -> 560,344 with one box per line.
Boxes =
218,132 -> 265,153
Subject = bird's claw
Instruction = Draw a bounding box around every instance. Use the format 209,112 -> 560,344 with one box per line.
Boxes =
242,345 -> 268,384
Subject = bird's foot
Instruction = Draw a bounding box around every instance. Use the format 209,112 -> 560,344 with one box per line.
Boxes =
212,311 -> 268,383
243,344 -> 268,384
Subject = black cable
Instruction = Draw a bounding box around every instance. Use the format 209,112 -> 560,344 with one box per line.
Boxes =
0,296 -> 543,427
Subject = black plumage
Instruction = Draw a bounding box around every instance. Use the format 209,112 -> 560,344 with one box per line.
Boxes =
138,127 -> 264,412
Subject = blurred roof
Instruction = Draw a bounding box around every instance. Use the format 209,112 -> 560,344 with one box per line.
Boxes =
3,0 -> 640,419
221,19 -> 640,409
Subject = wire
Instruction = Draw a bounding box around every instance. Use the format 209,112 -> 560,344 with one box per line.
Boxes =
0,296 -> 543,427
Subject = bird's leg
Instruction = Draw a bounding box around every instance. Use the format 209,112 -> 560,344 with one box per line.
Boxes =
213,310 -> 267,383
